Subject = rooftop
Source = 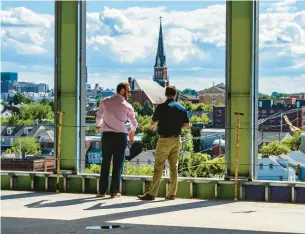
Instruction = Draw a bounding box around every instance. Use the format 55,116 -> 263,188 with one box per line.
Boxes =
2,190 -> 305,234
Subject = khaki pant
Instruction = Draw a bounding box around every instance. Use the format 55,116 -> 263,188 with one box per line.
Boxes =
147,137 -> 182,197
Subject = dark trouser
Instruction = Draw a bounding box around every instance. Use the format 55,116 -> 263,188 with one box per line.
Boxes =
99,132 -> 127,194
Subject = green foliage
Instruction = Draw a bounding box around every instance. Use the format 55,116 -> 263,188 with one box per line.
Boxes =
84,162 -> 154,176
142,128 -> 158,150
85,126 -> 99,135
181,89 -> 198,96
86,116 -> 96,123
190,114 -> 209,123
262,141 -> 291,156
123,161 -> 154,176
259,93 -> 276,101
181,128 -> 193,153
282,131 -> 304,150
195,103 -> 212,111
84,164 -> 101,174
2,103 -> 54,125
9,93 -> 33,105
140,100 -> 153,116
136,115 -> 151,134
180,101 -> 212,112
191,126 -> 201,153
7,137 -> 41,156
133,102 -> 143,113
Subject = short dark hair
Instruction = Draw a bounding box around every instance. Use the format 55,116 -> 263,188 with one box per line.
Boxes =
117,82 -> 129,93
165,86 -> 177,97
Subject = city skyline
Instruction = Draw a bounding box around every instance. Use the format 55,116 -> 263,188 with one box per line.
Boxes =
1,1 -> 305,94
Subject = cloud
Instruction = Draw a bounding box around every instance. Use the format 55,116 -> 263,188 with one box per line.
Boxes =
0,7 -> 53,55
87,5 -> 225,63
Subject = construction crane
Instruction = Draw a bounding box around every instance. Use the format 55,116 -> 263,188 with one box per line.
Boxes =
283,115 -> 301,132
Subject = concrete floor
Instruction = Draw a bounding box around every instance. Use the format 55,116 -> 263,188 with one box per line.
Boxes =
1,191 -> 305,234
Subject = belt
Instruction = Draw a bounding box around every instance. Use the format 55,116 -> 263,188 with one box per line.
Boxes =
159,135 -> 180,138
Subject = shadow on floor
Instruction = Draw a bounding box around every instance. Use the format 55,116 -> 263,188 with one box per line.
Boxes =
2,217 -> 301,234
84,199 -> 166,210
1,192 -> 55,201
25,197 -> 101,208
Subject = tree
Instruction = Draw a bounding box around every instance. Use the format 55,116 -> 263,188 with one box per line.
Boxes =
191,126 -> 201,153
140,100 -> 153,116
262,141 -> 291,156
9,93 -> 32,105
282,131 -> 304,151
190,114 -> 209,123
195,103 -> 212,112
18,103 -> 54,124
181,89 -> 198,96
180,101 -> 194,111
136,115 -> 151,134
85,126 -> 99,135
7,137 -> 41,157
132,102 -> 142,114
142,128 -> 158,150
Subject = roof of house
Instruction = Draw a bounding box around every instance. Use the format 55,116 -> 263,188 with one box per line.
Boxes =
133,79 -> 166,105
257,131 -> 291,144
130,150 -> 169,167
199,85 -> 225,95
38,130 -> 54,143
183,95 -> 199,101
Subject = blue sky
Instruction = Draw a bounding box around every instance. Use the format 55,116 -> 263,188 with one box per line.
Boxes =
1,1 -> 305,94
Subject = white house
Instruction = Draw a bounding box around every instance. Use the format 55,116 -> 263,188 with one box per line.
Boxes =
129,150 -> 169,176
257,155 -> 296,182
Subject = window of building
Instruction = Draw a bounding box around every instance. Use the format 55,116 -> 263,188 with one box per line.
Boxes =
137,159 -> 139,165
269,164 -> 273,170
148,159 -> 151,165
279,176 -> 283,181
95,142 -> 99,148
10,138 -> 14,144
1,138 -> 4,143
259,163 -> 263,170
270,120 -> 275,125
216,110 -> 222,115
262,110 -> 267,117
270,110 -> 275,115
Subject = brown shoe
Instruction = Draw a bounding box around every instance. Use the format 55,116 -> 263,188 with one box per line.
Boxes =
138,193 -> 155,201
110,193 -> 121,198
96,193 -> 106,198
165,195 -> 176,200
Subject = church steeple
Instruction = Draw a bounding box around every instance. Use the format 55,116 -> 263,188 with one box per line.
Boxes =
153,17 -> 168,88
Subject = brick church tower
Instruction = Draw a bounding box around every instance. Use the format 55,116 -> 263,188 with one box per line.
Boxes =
153,17 -> 168,88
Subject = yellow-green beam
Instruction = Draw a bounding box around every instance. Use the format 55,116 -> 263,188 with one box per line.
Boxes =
55,1 -> 78,171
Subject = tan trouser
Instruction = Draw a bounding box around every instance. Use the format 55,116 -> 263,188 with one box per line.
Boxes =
147,137 -> 182,197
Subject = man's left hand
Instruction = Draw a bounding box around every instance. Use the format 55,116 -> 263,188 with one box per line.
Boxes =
128,130 -> 135,142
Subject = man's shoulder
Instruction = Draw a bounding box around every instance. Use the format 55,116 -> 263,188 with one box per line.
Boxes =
170,102 -> 186,111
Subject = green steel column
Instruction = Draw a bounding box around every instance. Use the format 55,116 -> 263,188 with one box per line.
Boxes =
55,1 -> 78,171
225,1 -> 257,178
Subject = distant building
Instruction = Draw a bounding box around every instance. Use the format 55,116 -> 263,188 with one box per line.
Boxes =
85,136 -> 102,165
198,83 -> 225,105
1,72 -> 18,93
201,128 -> 225,153
153,17 -> 168,88
257,155 -> 297,181
279,151 -> 305,182
129,149 -> 169,176
1,125 -> 45,152
98,89 -> 115,98
180,94 -> 200,104
16,82 -> 49,93
213,106 -> 225,128
128,78 -> 167,108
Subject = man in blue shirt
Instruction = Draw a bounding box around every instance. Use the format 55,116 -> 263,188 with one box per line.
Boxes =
138,86 -> 190,200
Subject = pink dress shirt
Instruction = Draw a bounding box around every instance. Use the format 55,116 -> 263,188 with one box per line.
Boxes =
96,94 -> 138,133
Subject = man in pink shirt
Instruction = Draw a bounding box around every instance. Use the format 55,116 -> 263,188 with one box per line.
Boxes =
96,83 -> 138,198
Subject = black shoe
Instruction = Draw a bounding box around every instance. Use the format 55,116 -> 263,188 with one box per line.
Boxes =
138,193 -> 155,201
165,195 -> 176,200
